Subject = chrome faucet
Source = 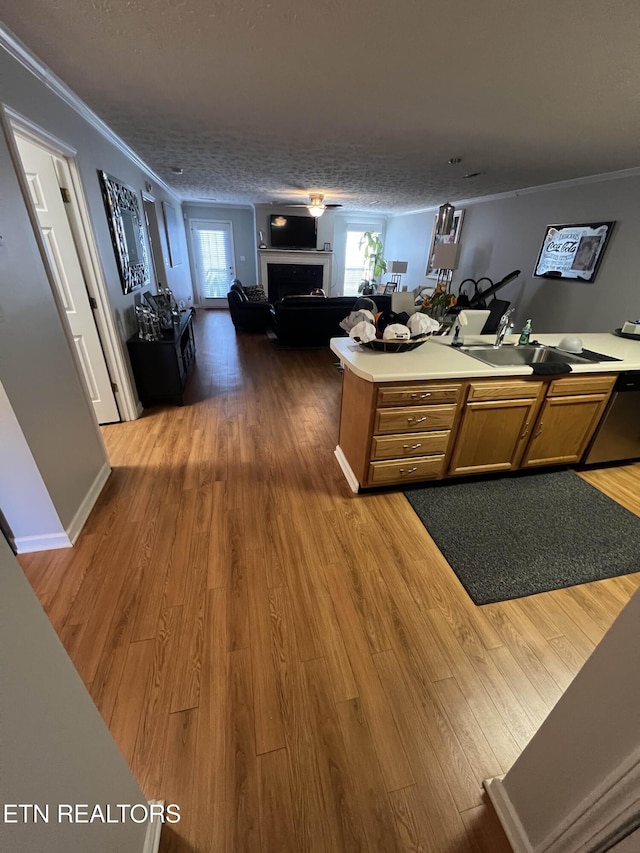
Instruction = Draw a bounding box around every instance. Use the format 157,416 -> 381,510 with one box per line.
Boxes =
494,308 -> 515,348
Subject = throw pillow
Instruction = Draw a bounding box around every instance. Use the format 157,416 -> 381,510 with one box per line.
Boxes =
243,285 -> 267,303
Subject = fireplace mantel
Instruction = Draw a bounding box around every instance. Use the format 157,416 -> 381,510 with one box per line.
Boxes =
259,250 -> 333,299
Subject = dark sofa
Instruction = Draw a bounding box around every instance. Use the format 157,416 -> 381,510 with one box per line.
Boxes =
227,281 -> 273,331
272,294 -> 392,347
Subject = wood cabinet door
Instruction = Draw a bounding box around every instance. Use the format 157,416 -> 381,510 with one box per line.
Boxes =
448,398 -> 540,475
521,393 -> 609,467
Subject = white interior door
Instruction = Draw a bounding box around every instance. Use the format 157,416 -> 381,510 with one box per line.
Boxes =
190,219 -> 235,307
15,135 -> 120,424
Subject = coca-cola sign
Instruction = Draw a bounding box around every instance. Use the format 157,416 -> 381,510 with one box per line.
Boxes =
533,222 -> 614,282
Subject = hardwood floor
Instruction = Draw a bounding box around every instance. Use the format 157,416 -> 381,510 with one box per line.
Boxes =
19,310 -> 640,852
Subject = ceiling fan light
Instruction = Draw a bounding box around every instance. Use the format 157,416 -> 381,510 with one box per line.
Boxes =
307,193 -> 326,217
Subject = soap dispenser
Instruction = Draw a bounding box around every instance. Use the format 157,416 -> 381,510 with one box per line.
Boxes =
518,318 -> 532,346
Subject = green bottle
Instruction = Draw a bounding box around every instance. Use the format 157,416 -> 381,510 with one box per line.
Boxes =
518,319 -> 532,346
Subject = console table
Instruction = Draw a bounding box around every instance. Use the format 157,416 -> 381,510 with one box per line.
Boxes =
127,310 -> 195,407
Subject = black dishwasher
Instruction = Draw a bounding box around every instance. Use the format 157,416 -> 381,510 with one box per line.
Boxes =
583,372 -> 640,464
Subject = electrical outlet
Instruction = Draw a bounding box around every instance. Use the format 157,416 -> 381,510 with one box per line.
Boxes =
240,255 -> 245,261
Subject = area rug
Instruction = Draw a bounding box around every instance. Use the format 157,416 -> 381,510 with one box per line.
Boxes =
404,470 -> 640,605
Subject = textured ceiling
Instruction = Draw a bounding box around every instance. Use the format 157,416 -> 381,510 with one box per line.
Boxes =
2,0 -> 640,213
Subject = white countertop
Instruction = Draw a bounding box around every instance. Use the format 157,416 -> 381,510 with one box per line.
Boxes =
329,332 -> 640,383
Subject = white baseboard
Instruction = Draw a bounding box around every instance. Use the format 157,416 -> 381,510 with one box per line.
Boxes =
13,530 -> 72,553
538,744 -> 640,853
483,777 -> 534,853
334,445 -> 360,493
485,745 -> 640,853
142,800 -> 164,853
66,462 -> 111,544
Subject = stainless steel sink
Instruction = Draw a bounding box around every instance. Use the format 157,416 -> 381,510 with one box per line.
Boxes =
457,344 -> 594,367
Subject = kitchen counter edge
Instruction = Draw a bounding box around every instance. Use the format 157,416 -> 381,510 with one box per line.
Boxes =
329,333 -> 640,383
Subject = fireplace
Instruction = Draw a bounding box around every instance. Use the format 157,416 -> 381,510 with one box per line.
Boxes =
267,263 -> 323,301
259,249 -> 333,301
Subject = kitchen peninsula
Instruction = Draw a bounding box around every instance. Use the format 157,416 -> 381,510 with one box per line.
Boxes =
330,333 -> 640,492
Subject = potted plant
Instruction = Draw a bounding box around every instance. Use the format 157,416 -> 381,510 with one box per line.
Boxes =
358,232 -> 387,292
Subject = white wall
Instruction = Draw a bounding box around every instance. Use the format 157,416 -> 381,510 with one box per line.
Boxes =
0,106 -> 109,533
384,210 -> 435,294
386,173 -> 640,333
0,382 -> 67,549
254,204 -> 336,254
144,196 -> 193,306
0,40 -> 193,369
493,588 -> 640,851
332,213 -> 388,296
0,535 -> 148,853
0,37 -> 199,536
252,207 -> 392,296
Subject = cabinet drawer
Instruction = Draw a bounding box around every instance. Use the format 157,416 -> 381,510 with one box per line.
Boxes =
547,374 -> 616,397
374,405 -> 457,435
371,430 -> 450,460
466,380 -> 543,402
368,455 -> 445,485
377,383 -> 461,407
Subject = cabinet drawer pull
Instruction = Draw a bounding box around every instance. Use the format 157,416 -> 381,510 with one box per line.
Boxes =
520,422 -> 530,440
534,421 -> 544,438
399,467 -> 418,475
403,443 -> 422,451
407,416 -> 428,424
410,392 -> 431,399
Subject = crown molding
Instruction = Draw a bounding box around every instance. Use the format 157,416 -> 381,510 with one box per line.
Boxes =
3,22 -> 638,216
396,165 -> 640,218
0,23 -> 180,202
186,199 -> 255,210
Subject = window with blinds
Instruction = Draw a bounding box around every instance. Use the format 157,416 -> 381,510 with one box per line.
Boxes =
191,220 -> 234,300
342,229 -> 380,296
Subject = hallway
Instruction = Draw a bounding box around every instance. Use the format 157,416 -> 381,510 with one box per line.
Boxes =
19,309 -> 640,852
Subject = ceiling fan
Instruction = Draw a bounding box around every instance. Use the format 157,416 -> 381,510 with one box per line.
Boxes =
271,193 -> 343,217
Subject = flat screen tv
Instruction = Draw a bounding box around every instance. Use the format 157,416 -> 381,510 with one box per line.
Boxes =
269,214 -> 317,249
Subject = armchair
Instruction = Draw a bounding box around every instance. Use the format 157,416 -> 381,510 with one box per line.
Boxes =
227,280 -> 273,332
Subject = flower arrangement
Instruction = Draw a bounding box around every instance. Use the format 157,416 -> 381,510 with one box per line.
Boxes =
420,279 -> 456,319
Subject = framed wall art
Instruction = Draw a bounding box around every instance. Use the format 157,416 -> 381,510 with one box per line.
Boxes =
426,209 -> 465,278
98,171 -> 150,294
162,201 -> 183,268
533,222 -> 614,282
